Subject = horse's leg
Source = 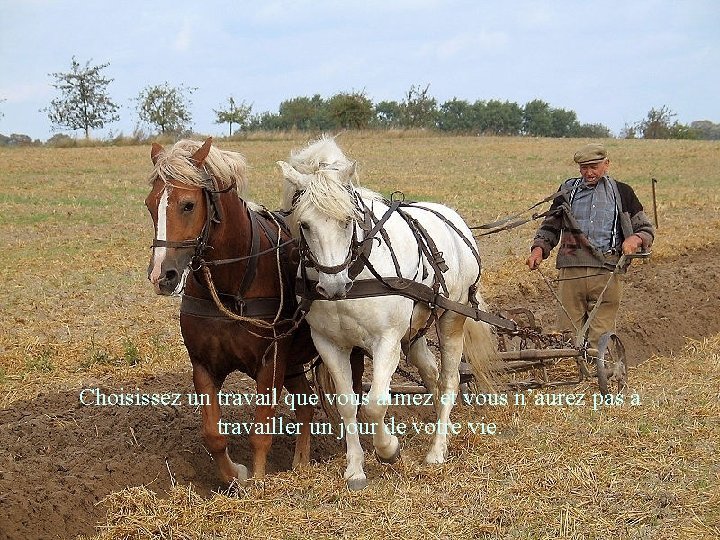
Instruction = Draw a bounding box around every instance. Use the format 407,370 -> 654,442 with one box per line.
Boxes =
425,311 -> 466,464
192,362 -> 248,483
407,337 -> 440,405
312,333 -> 366,490
251,354 -> 287,479
283,369 -> 314,469
364,336 -> 403,465
405,304 -> 439,406
350,347 -> 365,398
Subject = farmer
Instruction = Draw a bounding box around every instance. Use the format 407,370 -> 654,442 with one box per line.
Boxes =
525,143 -> 654,348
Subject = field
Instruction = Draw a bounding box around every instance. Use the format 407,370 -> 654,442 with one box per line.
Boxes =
1,134 -> 719,539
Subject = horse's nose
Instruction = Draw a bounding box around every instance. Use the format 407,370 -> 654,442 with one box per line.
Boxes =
151,268 -> 180,295
315,280 -> 352,300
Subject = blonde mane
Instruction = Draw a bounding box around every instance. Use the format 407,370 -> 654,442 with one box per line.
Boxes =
149,139 -> 249,195
282,135 -> 382,222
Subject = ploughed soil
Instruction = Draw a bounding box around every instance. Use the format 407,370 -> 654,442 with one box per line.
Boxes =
1,248 -> 719,540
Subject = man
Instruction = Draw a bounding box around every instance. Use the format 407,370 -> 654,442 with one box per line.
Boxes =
525,143 -> 654,347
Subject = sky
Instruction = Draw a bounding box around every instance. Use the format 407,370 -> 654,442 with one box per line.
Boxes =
1,0 -> 718,141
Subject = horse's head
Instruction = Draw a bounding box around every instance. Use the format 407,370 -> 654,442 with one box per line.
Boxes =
145,137 -> 246,296
277,159 -> 360,300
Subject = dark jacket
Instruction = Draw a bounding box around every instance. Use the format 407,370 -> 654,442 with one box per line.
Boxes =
532,176 -> 655,270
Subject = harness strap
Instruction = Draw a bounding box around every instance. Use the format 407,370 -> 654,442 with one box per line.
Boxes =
235,207 -> 261,302
471,185 -> 574,231
202,238 -> 296,266
181,294 -> 290,320
351,198 -> 402,278
394,208 -> 450,296
297,276 -> 517,331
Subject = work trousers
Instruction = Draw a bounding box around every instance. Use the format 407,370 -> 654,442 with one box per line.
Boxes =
555,266 -> 623,348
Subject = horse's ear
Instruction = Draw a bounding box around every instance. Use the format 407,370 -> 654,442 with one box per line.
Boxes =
151,143 -> 164,165
341,160 -> 357,180
277,161 -> 308,188
190,137 -> 213,167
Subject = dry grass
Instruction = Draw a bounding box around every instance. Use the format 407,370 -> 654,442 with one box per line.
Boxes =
80,336 -> 720,539
1,134 -> 719,537
2,135 -> 717,404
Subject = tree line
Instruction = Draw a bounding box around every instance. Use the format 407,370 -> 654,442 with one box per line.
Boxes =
2,58 -> 718,144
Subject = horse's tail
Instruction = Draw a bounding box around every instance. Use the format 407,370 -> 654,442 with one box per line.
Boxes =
462,293 -> 503,393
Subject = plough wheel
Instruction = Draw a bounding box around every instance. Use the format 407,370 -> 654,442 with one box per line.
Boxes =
596,332 -> 627,396
312,349 -> 367,428
313,362 -> 342,426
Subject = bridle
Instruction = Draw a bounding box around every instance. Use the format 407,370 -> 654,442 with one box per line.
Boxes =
150,172 -> 236,270
295,188 -> 385,280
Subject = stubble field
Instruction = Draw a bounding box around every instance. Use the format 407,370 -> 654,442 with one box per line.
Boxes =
1,133 -> 719,539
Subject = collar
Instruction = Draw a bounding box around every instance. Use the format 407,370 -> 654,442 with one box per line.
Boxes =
580,175 -> 608,190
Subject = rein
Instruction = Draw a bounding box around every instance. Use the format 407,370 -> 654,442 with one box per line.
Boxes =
151,177 -> 237,257
151,173 -> 303,336
469,185 -> 572,237
294,188 -> 517,334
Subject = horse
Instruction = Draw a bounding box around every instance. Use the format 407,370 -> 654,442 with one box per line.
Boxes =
145,137 -> 322,483
277,136 -> 499,490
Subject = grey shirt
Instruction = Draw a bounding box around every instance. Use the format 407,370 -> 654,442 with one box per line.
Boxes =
569,176 -> 620,253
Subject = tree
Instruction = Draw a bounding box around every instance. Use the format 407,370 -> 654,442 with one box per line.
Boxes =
548,108 -> 579,137
437,98 -> 474,133
214,97 -> 252,136
522,99 -> 553,136
637,105 -> 676,139
478,100 -> 523,135
373,100 -> 402,128
570,123 -> 612,138
44,57 -> 119,139
400,84 -> 437,129
246,111 -> 284,131
327,92 -> 373,129
620,123 -> 637,139
136,83 -> 195,136
278,95 -> 331,130
690,120 -> 720,140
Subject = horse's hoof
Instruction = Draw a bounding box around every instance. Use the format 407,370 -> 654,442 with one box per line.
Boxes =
375,444 -> 401,464
347,477 -> 369,491
424,451 -> 445,465
226,463 -> 249,484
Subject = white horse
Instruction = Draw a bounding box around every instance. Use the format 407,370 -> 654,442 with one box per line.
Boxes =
277,136 -> 497,490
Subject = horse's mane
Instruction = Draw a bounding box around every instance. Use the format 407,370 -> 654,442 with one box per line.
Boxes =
148,139 -> 249,195
282,135 -> 382,222
288,134 -> 351,174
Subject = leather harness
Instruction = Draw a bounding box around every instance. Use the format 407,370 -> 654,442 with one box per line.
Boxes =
154,170 -> 517,335
152,173 -> 298,326
294,190 -> 518,333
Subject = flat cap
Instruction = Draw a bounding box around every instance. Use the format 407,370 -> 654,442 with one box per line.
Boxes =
573,143 -> 607,165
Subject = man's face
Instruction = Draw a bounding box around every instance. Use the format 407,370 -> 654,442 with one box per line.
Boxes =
579,159 -> 609,186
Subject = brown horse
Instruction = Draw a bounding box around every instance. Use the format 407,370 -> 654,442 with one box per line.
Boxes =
145,138 -> 325,483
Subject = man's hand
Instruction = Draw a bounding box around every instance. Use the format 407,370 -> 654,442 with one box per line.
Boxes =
526,247 -> 544,271
622,235 -> 643,255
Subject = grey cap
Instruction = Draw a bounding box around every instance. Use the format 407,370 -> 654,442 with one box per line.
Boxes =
573,143 -> 607,164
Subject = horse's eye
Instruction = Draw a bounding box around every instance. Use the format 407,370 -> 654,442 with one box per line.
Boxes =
299,222 -> 309,231
182,202 -> 195,212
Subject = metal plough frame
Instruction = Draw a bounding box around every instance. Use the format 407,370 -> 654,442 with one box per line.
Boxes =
318,254 -> 650,403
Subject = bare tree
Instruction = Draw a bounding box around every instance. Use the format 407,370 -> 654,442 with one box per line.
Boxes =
400,84 -> 437,128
